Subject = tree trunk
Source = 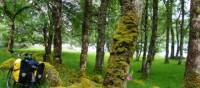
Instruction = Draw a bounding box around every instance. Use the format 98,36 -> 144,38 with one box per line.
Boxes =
170,0 -> 175,59
43,26 -> 48,61
52,0 -> 62,64
170,27 -> 175,59
164,0 -> 171,64
80,0 -> 92,76
178,0 -> 185,65
103,1 -> 140,87
184,0 -> 200,87
95,0 -> 109,73
7,20 -> 15,53
141,0 -> 148,72
142,0 -> 158,78
175,18 -> 180,58
43,26 -> 53,62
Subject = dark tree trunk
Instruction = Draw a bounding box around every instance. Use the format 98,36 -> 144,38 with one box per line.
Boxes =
141,0 -> 149,72
143,0 -> 158,78
184,0 -> 200,87
164,0 -> 171,64
178,0 -> 184,65
103,0 -> 140,87
80,0 -> 92,76
43,26 -> 48,61
7,20 -> 15,53
43,26 -> 53,62
170,27 -> 175,59
175,18 -> 180,58
170,0 -> 175,59
95,0 -> 109,73
52,0 -> 62,64
169,0 -> 175,59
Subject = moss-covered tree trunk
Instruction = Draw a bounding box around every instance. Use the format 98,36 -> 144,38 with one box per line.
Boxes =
184,0 -> 200,87
95,0 -> 109,72
80,0 -> 92,76
102,1 -> 139,88
52,0 -> 62,64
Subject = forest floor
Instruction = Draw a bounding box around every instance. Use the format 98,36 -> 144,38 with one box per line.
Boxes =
0,48 -> 185,88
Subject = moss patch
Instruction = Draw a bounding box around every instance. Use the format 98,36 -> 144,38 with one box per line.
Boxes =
43,62 -> 63,87
67,77 -> 101,88
0,58 -> 15,71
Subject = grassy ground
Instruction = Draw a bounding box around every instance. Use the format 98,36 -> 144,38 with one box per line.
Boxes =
0,48 -> 185,88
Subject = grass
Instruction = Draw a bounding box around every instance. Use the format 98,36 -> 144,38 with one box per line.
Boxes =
0,48 -> 185,88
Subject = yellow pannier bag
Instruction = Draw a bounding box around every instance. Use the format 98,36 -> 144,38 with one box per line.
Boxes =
12,59 -> 21,82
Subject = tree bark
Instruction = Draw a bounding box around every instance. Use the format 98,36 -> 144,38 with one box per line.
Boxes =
7,20 -> 15,53
178,0 -> 185,65
142,0 -> 158,78
103,0 -> 140,87
165,0 -> 171,64
170,27 -> 175,59
175,18 -> 180,58
141,0 -> 148,72
43,26 -> 48,61
184,0 -> 200,87
95,0 -> 109,73
80,0 -> 92,76
43,25 -> 53,62
170,0 -> 175,59
52,0 -> 62,64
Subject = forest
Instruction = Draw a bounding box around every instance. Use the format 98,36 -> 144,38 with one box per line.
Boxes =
0,0 -> 199,88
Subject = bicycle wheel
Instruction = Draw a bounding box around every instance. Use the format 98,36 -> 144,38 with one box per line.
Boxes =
6,65 -> 15,88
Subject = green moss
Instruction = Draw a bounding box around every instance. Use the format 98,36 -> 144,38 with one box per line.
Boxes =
66,77 -> 101,88
43,62 -> 63,87
103,10 -> 139,88
92,75 -> 103,83
0,58 -> 15,71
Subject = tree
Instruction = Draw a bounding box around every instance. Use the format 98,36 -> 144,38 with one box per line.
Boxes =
178,0 -> 185,65
143,0 -> 158,78
95,0 -> 109,73
170,0 -> 175,59
164,0 -> 170,64
52,0 -> 62,64
43,15 -> 53,62
141,0 -> 149,72
103,0 -> 141,87
175,11 -> 181,58
80,0 -> 92,76
43,2 -> 54,62
2,0 -> 32,53
184,0 -> 200,87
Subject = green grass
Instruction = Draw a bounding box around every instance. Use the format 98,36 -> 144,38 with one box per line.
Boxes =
128,59 -> 185,88
0,48 -> 185,88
